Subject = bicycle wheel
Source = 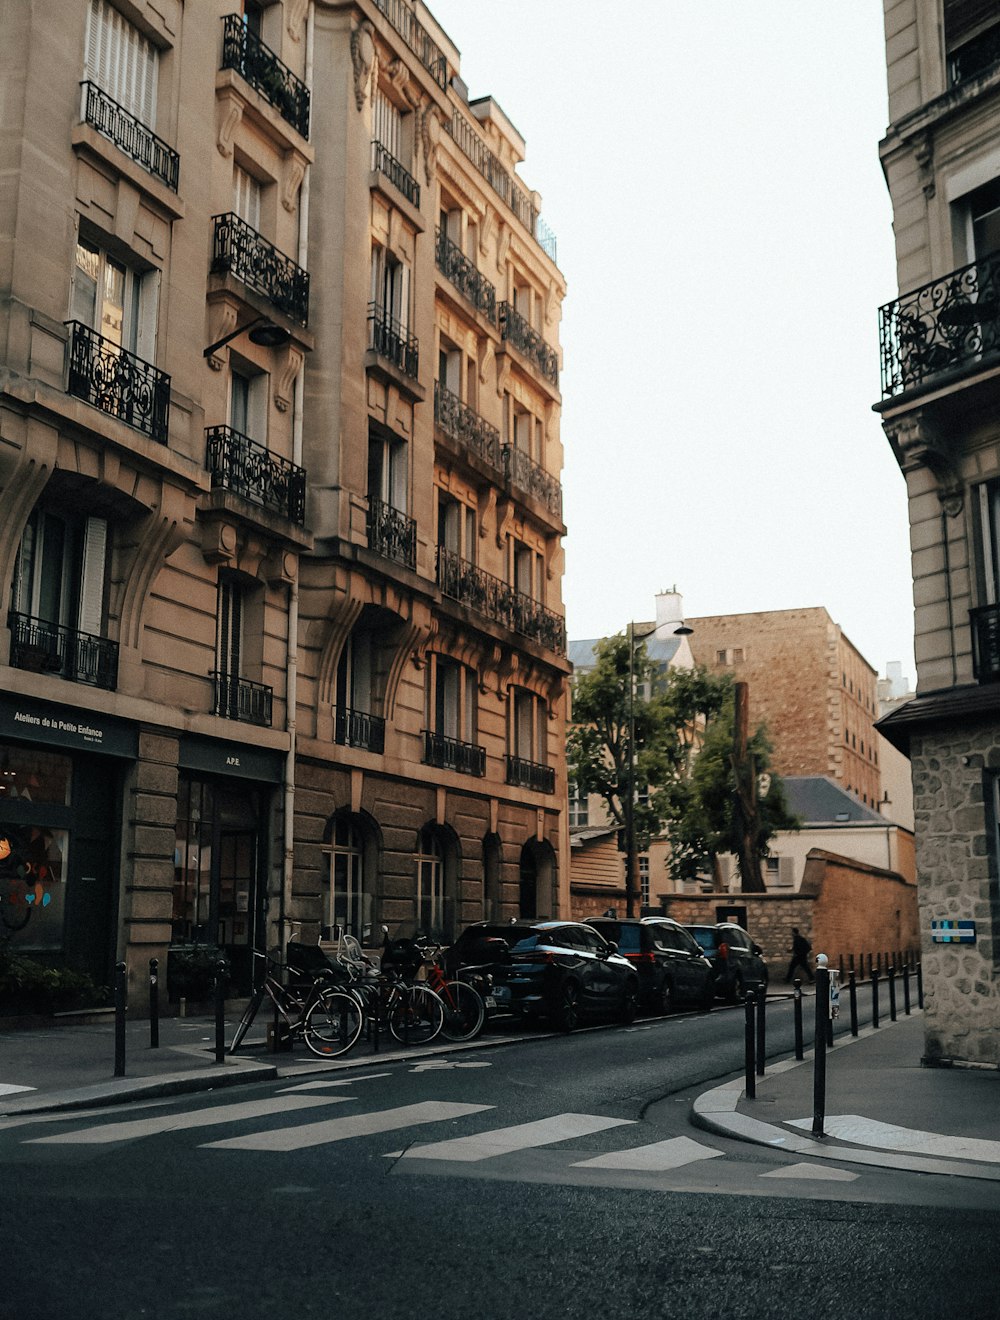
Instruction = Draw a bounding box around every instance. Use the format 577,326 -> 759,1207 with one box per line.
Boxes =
303,989 -> 363,1058
388,983 -> 444,1045
229,985 -> 265,1054
438,979 -> 485,1042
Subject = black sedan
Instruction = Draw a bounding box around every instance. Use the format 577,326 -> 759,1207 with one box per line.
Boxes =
588,917 -> 715,1014
446,920 -> 639,1032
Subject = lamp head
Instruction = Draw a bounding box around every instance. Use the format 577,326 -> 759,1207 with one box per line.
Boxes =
248,321 -> 290,348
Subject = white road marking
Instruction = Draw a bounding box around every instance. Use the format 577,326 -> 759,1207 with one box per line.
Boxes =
203,1101 -> 492,1152
571,1135 -> 723,1171
760,1162 -> 859,1182
279,1075 -> 391,1092
786,1114 -> 1000,1164
409,1061 -> 492,1072
0,1084 -> 35,1096
28,1096 -> 344,1145
398,1113 -> 633,1163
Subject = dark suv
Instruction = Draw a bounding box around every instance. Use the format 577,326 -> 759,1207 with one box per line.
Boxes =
588,917 -> 714,1014
446,921 -> 639,1031
684,922 -> 768,1002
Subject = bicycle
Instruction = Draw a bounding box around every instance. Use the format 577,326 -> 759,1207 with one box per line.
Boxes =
229,948 -> 363,1058
419,941 -> 486,1042
331,932 -> 445,1046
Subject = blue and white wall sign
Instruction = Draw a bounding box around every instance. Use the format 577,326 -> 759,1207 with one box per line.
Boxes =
930,920 -> 976,944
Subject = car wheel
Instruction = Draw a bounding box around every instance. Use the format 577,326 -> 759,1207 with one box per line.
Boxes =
553,982 -> 580,1032
619,980 -> 639,1024
658,978 -> 675,1016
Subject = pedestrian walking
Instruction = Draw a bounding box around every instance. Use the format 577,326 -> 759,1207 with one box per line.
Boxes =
786,927 -> 814,983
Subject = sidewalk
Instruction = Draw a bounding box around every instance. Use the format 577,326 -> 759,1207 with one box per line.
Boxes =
693,1009 -> 1000,1182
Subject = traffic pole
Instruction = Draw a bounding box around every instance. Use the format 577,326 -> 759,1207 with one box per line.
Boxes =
148,957 -> 159,1049
792,978 -> 804,1061
755,983 -> 766,1077
812,960 -> 830,1138
114,961 -> 127,1077
848,970 -> 858,1037
744,992 -> 756,1099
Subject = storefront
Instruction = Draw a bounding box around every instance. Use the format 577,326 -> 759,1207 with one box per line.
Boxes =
0,694 -> 137,984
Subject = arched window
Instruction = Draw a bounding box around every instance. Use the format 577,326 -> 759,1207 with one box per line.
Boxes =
325,815 -> 370,939
416,825 -> 445,937
519,845 -> 537,919
483,834 -> 502,922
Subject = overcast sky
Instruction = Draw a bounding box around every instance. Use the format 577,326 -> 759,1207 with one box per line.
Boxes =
426,1 -> 911,679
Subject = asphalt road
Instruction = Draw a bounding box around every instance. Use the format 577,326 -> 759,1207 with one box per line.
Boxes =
4,1001 -> 998,1320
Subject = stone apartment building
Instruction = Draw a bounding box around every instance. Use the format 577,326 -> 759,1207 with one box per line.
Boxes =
874,0 -> 1000,1064
0,0 -> 567,1001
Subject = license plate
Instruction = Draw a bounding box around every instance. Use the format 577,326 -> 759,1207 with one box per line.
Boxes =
484,995 -> 497,1009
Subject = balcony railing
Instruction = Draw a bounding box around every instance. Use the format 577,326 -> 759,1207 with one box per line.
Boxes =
336,707 -> 386,753
80,81 -> 179,192
949,25 -> 1000,87
206,426 -> 306,525
971,605 -> 1000,683
435,228 -> 496,323
212,212 -> 310,326
367,302 -> 419,379
368,497 -> 416,570
371,0 -> 447,88
372,139 -> 420,207
221,14 -> 310,138
437,548 -> 567,656
65,321 -> 170,443
502,444 -> 562,518
7,611 -> 119,691
434,382 -> 502,471
499,303 -> 559,387
212,672 -> 273,726
506,755 -> 555,794
423,730 -> 486,777
879,252 -> 1000,397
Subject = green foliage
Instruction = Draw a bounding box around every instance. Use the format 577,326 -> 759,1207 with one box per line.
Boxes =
0,945 -> 104,1015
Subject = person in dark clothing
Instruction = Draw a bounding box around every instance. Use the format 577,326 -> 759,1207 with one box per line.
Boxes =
786,927 -> 813,982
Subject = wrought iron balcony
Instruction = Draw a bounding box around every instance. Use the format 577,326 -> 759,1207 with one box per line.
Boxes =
206,426 -> 306,525
498,303 -> 559,387
435,228 -> 496,323
506,755 -> 555,794
879,253 -> 1000,397
367,302 -> 419,379
970,605 -> 1000,683
372,140 -> 420,208
65,320 -> 170,443
221,14 -> 310,138
371,0 -> 447,88
437,548 -> 567,656
423,730 -> 486,777
367,497 -> 416,570
949,25 -> 1000,87
502,444 -> 562,518
7,611 -> 119,691
434,383 -> 502,472
336,707 -> 386,753
80,81 -> 179,192
446,109 -> 537,234
212,672 -> 273,726
212,213 -> 309,326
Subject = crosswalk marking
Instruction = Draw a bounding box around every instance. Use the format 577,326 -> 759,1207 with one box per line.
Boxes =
279,1076 -> 391,1092
787,1115 -> 1000,1164
398,1113 -> 633,1163
571,1135 -> 723,1172
28,1095 -> 344,1145
760,1162 -> 859,1182
202,1101 -> 492,1152
0,1084 -> 35,1097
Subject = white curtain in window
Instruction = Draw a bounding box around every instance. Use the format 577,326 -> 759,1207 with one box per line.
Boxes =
84,0 -> 158,126
372,88 -> 402,160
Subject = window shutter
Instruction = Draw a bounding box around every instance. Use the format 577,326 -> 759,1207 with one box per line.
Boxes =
778,856 -> 795,888
77,516 -> 108,636
85,0 -> 158,127
216,579 -> 243,678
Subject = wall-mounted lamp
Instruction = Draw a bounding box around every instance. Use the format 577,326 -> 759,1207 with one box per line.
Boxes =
203,315 -> 290,359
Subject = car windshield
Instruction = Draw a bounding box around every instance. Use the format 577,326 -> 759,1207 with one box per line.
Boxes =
599,924 -> 639,952
688,927 -> 718,953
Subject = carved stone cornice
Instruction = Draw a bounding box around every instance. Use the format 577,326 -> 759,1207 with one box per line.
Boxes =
351,20 -> 376,111
883,410 -> 964,513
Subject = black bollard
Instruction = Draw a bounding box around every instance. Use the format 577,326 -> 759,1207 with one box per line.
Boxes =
917,959 -> 924,1009
888,965 -> 897,1022
812,966 -> 829,1138
755,983 -> 766,1077
793,978 -> 804,1061
148,957 -> 159,1049
848,970 -> 859,1037
872,968 -> 880,1028
744,993 -> 756,1099
903,963 -> 911,1015
114,960 -> 127,1077
214,959 -> 226,1064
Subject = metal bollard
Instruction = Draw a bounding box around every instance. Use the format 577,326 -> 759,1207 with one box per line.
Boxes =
872,968 -> 880,1028
917,960 -> 924,1009
114,961 -> 127,1077
812,965 -> 829,1138
744,993 -> 756,1100
848,970 -> 858,1037
903,963 -> 911,1016
888,965 -> 897,1022
149,957 -> 159,1049
214,959 -> 226,1064
793,978 -> 804,1061
755,983 -> 766,1077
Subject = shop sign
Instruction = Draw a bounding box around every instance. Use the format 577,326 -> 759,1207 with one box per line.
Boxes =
0,696 -> 138,759
930,920 -> 976,944
178,735 -> 284,783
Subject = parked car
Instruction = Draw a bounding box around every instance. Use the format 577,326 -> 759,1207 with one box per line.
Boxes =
588,917 -> 715,1014
684,922 -> 768,1001
445,920 -> 639,1031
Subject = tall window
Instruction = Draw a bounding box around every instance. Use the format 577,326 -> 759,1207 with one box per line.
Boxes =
230,366 -> 266,441
426,655 -> 477,744
216,575 -> 245,684
337,630 -> 373,716
568,782 -> 589,828
372,87 -> 403,161
84,0 -> 158,126
368,430 -> 408,512
11,508 -> 109,637
511,687 -> 545,764
510,538 -> 541,600
437,492 -> 476,562
371,245 -> 411,335
233,165 -> 262,231
416,826 -> 445,938
639,854 -> 650,909
974,480 -> 1000,606
325,816 -> 370,940
72,236 -> 157,361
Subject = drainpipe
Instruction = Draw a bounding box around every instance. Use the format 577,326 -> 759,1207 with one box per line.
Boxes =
280,4 -> 313,948
942,504 -> 958,688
